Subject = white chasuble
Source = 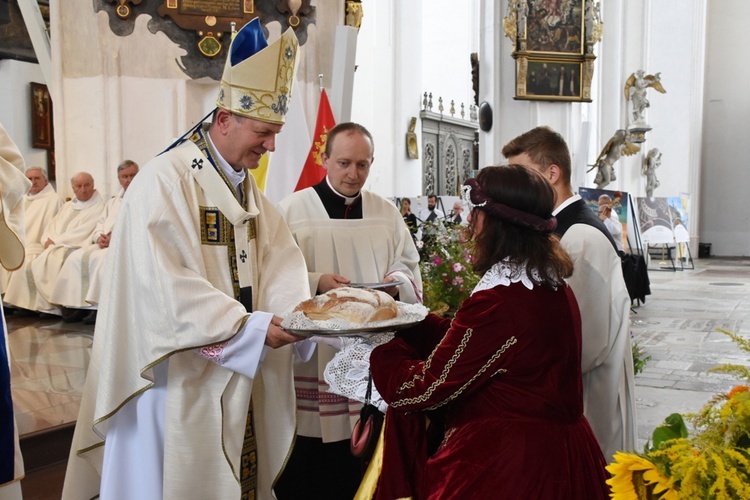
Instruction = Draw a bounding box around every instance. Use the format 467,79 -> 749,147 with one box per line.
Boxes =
277,187 -> 422,442
0,184 -> 60,293
62,134 -> 309,500
4,192 -> 103,310
561,223 -> 636,462
49,192 -> 123,308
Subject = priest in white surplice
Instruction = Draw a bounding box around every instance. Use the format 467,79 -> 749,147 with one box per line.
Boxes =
48,160 -> 138,323
276,123 -> 422,499
62,19 -> 313,500
0,167 -> 60,296
4,172 -> 102,312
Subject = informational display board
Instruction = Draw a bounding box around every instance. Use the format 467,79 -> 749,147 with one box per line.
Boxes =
667,194 -> 691,244
578,187 -> 631,251
636,197 -> 678,245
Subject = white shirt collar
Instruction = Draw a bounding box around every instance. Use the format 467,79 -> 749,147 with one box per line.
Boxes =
72,191 -> 101,210
552,193 -> 581,216
206,130 -> 246,194
325,175 -> 360,205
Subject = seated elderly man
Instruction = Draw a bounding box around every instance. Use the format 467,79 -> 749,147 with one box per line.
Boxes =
4,172 -> 104,313
1,167 -> 60,298
50,160 -> 138,323
449,200 -> 468,225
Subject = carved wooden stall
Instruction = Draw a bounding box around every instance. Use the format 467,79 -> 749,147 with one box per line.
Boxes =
419,105 -> 478,196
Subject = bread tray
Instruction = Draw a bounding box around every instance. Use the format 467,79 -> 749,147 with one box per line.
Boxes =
347,280 -> 404,290
285,319 -> 422,337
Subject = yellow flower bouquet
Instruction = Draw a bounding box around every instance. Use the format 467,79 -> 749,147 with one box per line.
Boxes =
607,329 -> 750,499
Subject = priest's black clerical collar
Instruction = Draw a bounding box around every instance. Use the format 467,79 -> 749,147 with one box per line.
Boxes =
313,177 -> 363,219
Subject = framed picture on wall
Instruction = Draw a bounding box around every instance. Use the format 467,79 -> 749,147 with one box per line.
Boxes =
524,61 -> 582,99
503,0 -> 602,102
30,82 -> 53,149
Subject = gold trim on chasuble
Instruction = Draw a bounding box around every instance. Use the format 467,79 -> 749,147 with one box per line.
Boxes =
190,128 -> 258,498
191,127 -> 257,299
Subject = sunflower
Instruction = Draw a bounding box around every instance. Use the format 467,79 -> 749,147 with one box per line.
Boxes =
606,452 -> 679,500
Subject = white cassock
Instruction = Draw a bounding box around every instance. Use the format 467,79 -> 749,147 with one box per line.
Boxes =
4,192 -> 103,311
0,184 -> 60,294
560,223 -> 636,462
62,130 -> 312,500
48,189 -> 123,308
277,187 -> 423,442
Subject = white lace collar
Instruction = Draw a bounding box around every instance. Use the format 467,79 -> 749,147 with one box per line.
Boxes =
471,258 -> 544,295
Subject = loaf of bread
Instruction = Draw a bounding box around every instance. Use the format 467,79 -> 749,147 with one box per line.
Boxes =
294,287 -> 399,324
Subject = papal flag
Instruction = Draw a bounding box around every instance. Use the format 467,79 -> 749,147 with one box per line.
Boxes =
263,82 -> 310,204
248,153 -> 270,192
294,88 -> 336,191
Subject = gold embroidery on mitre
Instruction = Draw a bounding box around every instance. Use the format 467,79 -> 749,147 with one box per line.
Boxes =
217,28 -> 299,125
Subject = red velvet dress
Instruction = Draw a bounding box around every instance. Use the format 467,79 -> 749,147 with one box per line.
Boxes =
370,280 -> 610,499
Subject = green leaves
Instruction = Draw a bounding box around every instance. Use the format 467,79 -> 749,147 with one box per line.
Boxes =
650,413 -> 689,452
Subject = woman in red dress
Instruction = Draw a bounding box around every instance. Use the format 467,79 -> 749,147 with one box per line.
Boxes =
370,165 -> 610,499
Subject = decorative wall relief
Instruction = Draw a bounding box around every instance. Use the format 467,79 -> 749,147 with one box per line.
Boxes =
345,0 -> 363,28
96,0 -> 315,80
503,0 -> 602,102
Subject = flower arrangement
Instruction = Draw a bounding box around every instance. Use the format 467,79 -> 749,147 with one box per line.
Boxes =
607,328 -> 750,499
418,221 -> 479,316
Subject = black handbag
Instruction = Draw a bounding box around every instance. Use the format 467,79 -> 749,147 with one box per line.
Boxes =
350,371 -> 384,461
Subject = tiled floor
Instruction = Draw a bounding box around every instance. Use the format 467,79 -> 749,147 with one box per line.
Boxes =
3,255 -> 750,493
629,256 -> 750,448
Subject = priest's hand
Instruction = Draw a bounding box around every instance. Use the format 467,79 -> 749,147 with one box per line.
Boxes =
265,315 -> 305,348
97,232 -> 112,249
318,273 -> 350,293
380,275 -> 400,297
44,238 -> 55,249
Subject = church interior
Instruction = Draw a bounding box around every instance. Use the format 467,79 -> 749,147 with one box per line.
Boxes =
2,0 -> 749,498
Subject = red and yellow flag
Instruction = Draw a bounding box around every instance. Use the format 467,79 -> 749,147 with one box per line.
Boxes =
294,89 -> 336,191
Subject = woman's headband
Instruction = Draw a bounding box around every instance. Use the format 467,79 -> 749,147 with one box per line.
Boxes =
461,178 -> 557,233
